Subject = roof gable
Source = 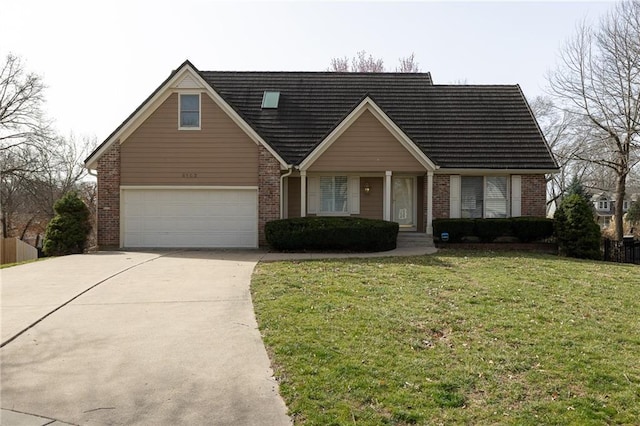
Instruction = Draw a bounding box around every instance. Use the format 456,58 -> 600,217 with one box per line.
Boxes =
85,61 -> 288,170
300,96 -> 436,171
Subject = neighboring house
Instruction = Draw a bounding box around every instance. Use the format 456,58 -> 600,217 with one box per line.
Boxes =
84,60 -> 558,249
591,191 -> 639,229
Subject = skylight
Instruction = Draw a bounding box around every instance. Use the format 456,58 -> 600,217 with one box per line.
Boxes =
261,91 -> 280,109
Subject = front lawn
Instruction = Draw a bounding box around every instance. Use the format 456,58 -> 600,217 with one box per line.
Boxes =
251,251 -> 640,425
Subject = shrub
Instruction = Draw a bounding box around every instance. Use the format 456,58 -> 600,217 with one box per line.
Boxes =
511,217 -> 554,242
554,194 -> 601,260
474,218 -> 513,242
432,219 -> 475,243
43,192 -> 91,256
433,217 -> 554,243
265,217 -> 399,252
626,200 -> 640,226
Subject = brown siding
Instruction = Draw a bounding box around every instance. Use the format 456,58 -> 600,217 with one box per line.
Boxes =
309,110 -> 425,172
121,93 -> 258,185
355,177 -> 383,220
287,177 -> 301,218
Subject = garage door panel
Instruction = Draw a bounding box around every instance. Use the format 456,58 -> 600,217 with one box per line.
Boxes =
122,188 -> 258,248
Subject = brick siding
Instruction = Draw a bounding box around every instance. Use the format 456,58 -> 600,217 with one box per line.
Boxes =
258,145 -> 281,246
431,173 -> 547,219
521,174 -> 547,217
96,143 -> 121,248
432,174 -> 450,219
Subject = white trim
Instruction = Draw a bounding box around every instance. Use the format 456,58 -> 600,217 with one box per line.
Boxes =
178,93 -> 201,130
511,175 -> 522,217
348,176 -> 360,215
298,97 -> 437,171
120,185 -> 259,190
384,171 -> 392,221
426,171 -> 433,235
436,168 -> 558,175
449,175 -> 461,219
85,62 -> 289,170
300,171 -> 308,216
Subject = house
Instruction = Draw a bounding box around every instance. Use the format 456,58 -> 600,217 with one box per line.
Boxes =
591,191 -> 639,229
84,60 -> 558,249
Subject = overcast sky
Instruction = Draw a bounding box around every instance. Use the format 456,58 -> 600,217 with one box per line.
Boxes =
1,0 -> 614,146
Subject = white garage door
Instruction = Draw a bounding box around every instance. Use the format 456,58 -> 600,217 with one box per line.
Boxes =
122,188 -> 258,248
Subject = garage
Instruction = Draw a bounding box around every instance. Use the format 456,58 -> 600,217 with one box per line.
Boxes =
121,188 -> 258,248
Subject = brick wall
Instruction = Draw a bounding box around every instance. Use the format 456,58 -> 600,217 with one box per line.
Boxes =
258,145 -> 281,246
521,174 -> 547,217
96,143 -> 121,248
432,174 -> 450,219
430,173 -> 547,219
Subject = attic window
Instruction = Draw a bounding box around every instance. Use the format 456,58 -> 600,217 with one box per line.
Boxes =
179,93 -> 200,129
261,91 -> 280,109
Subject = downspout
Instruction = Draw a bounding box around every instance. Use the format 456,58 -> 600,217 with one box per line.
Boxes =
280,165 -> 294,219
87,168 -> 97,177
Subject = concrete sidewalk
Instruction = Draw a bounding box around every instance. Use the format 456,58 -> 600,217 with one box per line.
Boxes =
1,251 -> 291,426
259,244 -> 437,262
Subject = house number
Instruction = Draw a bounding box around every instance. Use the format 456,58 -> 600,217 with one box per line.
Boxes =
182,172 -> 198,178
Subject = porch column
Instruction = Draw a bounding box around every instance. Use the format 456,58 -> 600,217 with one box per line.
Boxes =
426,171 -> 434,235
300,170 -> 307,217
384,171 -> 392,221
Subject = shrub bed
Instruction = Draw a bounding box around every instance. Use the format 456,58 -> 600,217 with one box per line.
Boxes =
433,217 -> 554,243
265,217 -> 399,252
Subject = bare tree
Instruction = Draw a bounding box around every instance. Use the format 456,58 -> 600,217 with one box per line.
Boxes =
396,52 -> 420,73
0,54 -> 96,240
328,51 -> 421,73
548,0 -> 640,240
0,53 -> 50,175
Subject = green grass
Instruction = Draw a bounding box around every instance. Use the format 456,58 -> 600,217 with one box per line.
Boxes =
0,257 -> 44,269
251,251 -> 640,425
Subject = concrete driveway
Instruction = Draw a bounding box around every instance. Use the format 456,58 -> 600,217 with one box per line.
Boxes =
0,251 -> 291,425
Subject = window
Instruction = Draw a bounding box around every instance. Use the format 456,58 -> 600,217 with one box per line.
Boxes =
598,200 -> 609,210
179,94 -> 200,129
623,200 -> 629,211
461,176 -> 508,218
320,176 -> 348,213
261,91 -> 280,109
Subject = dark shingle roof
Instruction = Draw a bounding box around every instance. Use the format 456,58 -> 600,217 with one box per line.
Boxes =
202,71 -> 557,170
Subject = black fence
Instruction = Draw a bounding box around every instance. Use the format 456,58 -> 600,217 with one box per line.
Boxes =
603,237 -> 640,265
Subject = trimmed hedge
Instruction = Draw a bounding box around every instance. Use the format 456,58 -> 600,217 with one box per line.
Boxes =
265,217 -> 399,252
433,217 -> 554,243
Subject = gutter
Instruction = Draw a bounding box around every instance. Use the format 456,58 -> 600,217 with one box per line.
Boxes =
87,168 -> 97,177
280,166 -> 294,219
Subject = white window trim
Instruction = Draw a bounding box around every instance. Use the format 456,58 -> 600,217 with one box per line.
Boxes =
598,200 -> 609,210
178,93 -> 201,130
455,175 -> 511,219
307,174 -> 360,217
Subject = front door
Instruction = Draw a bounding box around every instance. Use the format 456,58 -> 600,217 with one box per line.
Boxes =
392,177 -> 416,231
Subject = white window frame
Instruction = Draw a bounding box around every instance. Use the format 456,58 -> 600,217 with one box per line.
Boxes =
307,174 -> 360,216
319,175 -> 349,215
178,93 -> 201,130
598,200 -> 609,210
458,175 -> 510,219
623,200 -> 629,211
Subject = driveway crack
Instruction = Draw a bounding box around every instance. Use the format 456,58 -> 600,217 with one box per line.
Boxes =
0,251 -> 183,348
